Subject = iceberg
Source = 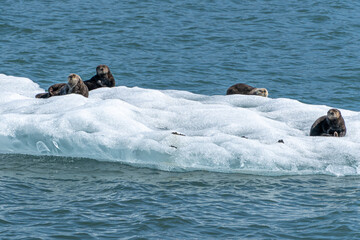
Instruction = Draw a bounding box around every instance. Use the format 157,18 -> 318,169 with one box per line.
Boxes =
0,74 -> 359,176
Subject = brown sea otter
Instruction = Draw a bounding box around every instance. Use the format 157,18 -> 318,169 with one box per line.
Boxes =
83,64 -> 115,91
35,74 -> 88,98
226,83 -> 268,97
310,109 -> 346,137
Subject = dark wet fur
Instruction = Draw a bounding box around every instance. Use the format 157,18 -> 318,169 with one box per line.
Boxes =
67,79 -> 89,97
35,80 -> 88,98
310,114 -> 346,137
84,66 -> 115,91
35,92 -> 50,98
226,83 -> 256,95
35,83 -> 67,99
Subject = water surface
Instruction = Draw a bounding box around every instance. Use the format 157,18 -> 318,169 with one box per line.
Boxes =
1,0 -> 360,239
1,155 -> 360,239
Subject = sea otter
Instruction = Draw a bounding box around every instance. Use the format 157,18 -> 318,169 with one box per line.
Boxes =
35,74 -> 88,98
35,83 -> 66,98
310,109 -> 346,137
83,64 -> 115,91
226,83 -> 268,97
64,73 -> 89,97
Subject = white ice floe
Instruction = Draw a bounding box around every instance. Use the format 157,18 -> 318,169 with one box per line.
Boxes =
0,74 -> 359,176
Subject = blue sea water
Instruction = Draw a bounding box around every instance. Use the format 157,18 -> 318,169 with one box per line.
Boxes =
1,0 -> 360,239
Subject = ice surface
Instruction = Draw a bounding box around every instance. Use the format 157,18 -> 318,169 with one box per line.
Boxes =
0,74 -> 359,176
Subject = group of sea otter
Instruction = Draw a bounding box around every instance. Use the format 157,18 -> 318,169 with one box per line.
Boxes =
35,64 -> 115,99
227,83 -> 346,137
35,65 -> 346,138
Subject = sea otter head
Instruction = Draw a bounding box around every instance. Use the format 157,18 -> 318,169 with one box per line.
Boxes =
327,108 -> 341,121
253,88 -> 269,97
67,73 -> 82,87
96,64 -> 110,76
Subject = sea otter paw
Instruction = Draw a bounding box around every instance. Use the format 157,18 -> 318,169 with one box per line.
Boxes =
333,132 -> 339,137
97,80 -> 105,86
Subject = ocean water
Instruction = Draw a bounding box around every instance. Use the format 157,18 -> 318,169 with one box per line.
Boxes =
1,0 -> 360,239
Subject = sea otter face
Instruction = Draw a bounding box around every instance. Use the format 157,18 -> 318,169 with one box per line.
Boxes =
96,65 -> 110,75
327,109 -> 341,120
254,88 -> 268,97
67,73 -> 81,87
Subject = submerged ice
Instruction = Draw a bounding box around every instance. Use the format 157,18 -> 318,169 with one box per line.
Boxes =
0,74 -> 359,176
